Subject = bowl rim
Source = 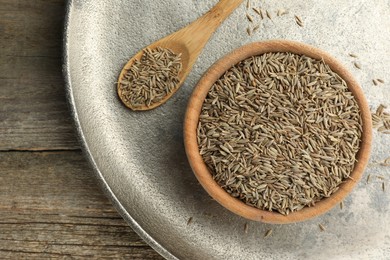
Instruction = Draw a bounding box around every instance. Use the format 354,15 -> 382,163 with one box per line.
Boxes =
183,40 -> 372,224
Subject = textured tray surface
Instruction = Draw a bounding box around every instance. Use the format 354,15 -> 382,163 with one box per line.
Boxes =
64,1 -> 390,259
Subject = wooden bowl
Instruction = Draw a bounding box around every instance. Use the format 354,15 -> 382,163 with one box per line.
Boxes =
183,40 -> 372,224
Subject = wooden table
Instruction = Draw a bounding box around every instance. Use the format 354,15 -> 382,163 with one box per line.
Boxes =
0,1 -> 163,258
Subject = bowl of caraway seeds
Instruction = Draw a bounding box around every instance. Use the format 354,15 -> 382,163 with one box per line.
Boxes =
184,40 -> 372,224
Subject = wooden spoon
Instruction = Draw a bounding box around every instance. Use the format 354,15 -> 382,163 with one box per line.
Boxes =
117,0 -> 244,111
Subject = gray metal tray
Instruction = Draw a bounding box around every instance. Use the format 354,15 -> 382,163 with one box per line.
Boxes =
64,0 -> 390,259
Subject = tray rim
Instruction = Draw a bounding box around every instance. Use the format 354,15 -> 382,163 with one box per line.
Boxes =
62,1 -> 177,259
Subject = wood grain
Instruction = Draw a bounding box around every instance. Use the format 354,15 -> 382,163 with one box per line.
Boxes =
0,0 -> 163,258
0,151 -> 163,259
0,0 -> 79,151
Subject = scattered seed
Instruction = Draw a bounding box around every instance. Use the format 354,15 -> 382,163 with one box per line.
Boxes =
377,79 -> 385,84
295,15 -> 304,27
252,7 -> 261,15
382,182 -> 386,192
277,9 -> 288,16
246,0 -> 250,9
253,24 -> 260,32
266,10 -> 272,19
264,229 -> 273,238
259,8 -> 264,19
354,62 -> 361,69
187,217 -> 193,225
349,53 -> 358,58
367,174 -> 371,184
340,201 -> 344,210
244,223 -> 249,233
246,27 -> 252,36
373,79 -> 379,86
246,13 -> 254,23
319,223 -> 326,231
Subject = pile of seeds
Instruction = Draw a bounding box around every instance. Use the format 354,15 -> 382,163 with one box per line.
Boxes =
118,47 -> 182,109
197,52 -> 363,215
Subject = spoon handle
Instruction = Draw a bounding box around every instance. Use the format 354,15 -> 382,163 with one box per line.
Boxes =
180,0 -> 244,54
200,0 -> 245,30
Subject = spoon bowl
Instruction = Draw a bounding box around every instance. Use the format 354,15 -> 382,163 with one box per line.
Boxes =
117,41 -> 191,110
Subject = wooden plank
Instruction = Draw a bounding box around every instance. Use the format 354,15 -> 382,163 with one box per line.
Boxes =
0,0 -> 79,150
0,151 -> 163,259
0,0 -> 164,258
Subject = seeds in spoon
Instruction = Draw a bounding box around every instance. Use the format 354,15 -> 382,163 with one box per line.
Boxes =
118,47 -> 182,109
